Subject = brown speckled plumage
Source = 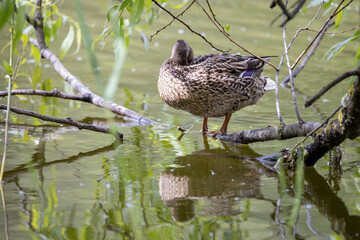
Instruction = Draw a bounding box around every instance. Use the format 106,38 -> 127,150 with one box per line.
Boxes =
158,40 -> 274,135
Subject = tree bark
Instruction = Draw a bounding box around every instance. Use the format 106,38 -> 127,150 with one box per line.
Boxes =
217,122 -> 321,144
304,69 -> 360,166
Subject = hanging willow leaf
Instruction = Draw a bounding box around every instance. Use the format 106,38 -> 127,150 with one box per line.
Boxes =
32,66 -> 41,89
334,7 -> 343,29
0,0 -> 13,31
323,30 -> 360,63
3,60 -> 13,76
59,25 -> 75,59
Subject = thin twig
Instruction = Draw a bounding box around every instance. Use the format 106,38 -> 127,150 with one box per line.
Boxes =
285,0 -> 325,52
151,0 -> 228,52
150,0 -> 196,41
193,0 -> 277,69
1,10 -> 15,184
291,0 -> 353,70
290,105 -> 342,152
270,0 -> 306,27
0,185 -> 9,240
304,66 -> 360,107
275,68 -> 284,124
270,1 -> 298,26
305,24 -> 360,34
0,104 -> 123,139
282,21 -> 334,86
205,0 -> 229,36
281,4 -> 303,123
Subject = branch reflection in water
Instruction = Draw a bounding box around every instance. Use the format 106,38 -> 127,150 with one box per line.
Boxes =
159,138 -> 360,239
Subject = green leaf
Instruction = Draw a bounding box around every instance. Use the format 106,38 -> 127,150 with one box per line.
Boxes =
104,37 -> 127,100
129,0 -> 144,32
43,23 -> 52,46
3,60 -> 13,75
41,78 -> 53,91
145,0 -> 152,12
107,5 -> 119,21
119,0 -> 132,11
74,22 -> 82,54
0,0 -> 13,31
22,34 -> 29,47
14,5 -> 26,48
225,24 -> 230,32
334,7 -> 343,29
169,0 -> 189,9
354,45 -> 360,66
32,66 -> 41,89
31,44 -> 41,64
59,25 -> 75,59
323,33 -> 360,63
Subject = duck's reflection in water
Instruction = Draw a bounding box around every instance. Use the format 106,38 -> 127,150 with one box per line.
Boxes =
159,140 -> 277,222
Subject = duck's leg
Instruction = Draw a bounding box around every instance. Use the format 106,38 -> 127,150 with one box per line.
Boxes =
219,112 -> 232,133
208,112 -> 232,137
202,117 -> 209,134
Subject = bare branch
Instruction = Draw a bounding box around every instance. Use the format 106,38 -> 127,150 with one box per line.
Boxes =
0,104 -> 123,139
151,0 -> 228,53
291,0 -> 353,70
204,0 -> 229,36
150,0 -> 196,41
270,0 -> 306,26
193,0 -> 277,69
304,66 -> 360,107
282,21 -> 334,86
29,37 -> 155,125
0,89 -> 88,101
33,0 -> 47,50
305,24 -> 360,34
281,8 -> 303,123
217,122 -> 321,144
275,68 -> 284,124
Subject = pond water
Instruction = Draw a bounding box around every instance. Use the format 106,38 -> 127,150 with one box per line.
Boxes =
1,0 -> 360,239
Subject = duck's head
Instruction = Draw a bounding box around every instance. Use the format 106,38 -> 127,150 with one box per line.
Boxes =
171,40 -> 194,65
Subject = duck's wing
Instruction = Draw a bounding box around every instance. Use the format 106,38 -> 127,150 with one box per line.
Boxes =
191,54 -> 217,64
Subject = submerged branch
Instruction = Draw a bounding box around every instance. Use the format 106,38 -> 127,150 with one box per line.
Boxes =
0,104 -> 123,139
217,122 -> 321,144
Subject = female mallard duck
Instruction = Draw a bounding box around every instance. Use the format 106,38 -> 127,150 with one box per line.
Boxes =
158,40 -> 275,136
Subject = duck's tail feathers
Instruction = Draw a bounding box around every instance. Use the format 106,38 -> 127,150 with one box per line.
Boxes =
264,77 -> 276,91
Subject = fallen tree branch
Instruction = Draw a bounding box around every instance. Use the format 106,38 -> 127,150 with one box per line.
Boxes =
217,122 -> 321,144
29,37 -> 155,125
304,66 -> 360,107
0,104 -> 123,139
